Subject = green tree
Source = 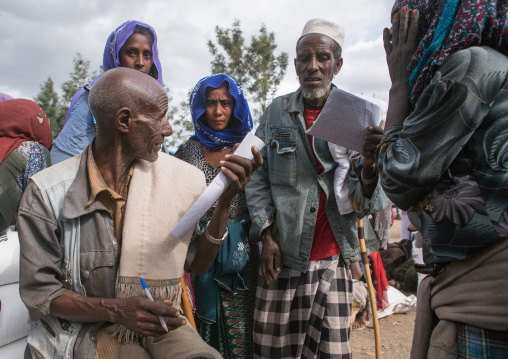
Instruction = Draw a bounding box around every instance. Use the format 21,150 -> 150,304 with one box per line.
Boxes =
245,25 -> 288,117
34,77 -> 65,137
35,53 -> 100,138
60,53 -> 98,109
208,20 -> 248,85
166,99 -> 194,150
163,87 -> 194,150
208,20 -> 288,121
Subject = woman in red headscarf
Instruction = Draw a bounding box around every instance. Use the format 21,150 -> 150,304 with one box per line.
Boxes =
0,99 -> 52,232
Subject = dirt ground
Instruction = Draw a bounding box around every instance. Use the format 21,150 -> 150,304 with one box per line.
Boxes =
351,311 -> 416,358
351,216 -> 416,359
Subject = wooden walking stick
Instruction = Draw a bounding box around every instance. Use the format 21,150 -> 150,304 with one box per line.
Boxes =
181,275 -> 197,330
357,218 -> 381,359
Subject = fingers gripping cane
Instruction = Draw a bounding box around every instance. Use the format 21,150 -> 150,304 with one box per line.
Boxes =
357,218 -> 381,359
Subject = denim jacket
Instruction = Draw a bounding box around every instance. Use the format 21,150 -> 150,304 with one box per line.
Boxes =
18,152 -> 118,359
245,88 -> 389,271
51,91 -> 96,165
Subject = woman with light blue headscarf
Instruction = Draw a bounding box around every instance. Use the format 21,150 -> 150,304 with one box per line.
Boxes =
175,74 -> 256,359
50,20 -> 164,164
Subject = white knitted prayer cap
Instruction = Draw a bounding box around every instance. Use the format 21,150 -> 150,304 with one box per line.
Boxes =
299,18 -> 345,48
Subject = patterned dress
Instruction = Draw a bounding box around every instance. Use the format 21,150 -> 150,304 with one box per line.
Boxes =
176,138 -> 259,359
0,141 -> 51,232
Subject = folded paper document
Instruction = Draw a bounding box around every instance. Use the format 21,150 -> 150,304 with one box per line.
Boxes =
305,87 -> 382,153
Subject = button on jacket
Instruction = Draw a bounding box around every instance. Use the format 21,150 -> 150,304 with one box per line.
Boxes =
245,88 -> 389,272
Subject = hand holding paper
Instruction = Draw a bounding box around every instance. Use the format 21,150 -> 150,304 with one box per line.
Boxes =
171,132 -> 265,239
305,87 -> 382,153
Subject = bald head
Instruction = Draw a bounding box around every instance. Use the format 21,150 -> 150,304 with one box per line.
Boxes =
89,67 -> 167,134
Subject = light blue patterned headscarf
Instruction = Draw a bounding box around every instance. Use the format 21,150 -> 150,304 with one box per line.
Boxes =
399,0 -> 508,105
189,74 -> 253,149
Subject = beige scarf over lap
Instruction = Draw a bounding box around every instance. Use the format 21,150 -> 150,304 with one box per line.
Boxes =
106,153 -> 206,343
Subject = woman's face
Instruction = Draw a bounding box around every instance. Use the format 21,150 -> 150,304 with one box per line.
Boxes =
204,84 -> 234,132
119,33 -> 153,75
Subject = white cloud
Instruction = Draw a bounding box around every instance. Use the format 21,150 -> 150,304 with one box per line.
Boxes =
0,0 -> 395,107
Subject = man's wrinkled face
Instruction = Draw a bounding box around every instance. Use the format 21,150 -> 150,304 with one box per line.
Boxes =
295,33 -> 342,102
128,91 -> 172,162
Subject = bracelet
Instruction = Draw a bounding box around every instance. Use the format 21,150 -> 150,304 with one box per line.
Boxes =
361,172 -> 378,185
204,222 -> 229,245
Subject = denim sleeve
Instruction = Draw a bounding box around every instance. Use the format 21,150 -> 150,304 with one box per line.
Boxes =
51,92 -> 96,164
349,154 -> 390,218
376,48 -> 503,210
245,112 -> 276,241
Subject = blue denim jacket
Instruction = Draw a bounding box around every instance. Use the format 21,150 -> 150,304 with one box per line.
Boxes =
245,88 -> 389,271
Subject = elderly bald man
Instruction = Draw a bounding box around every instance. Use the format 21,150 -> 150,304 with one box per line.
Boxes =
245,19 -> 388,358
18,67 -> 262,359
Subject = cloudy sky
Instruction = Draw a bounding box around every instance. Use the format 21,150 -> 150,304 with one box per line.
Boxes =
0,0 -> 395,109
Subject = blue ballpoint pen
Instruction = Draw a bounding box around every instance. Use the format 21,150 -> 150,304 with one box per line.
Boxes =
357,156 -> 367,168
140,278 -> 169,333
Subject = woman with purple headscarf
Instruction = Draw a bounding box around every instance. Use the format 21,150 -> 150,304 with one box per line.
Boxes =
373,1 -> 508,357
50,20 -> 163,164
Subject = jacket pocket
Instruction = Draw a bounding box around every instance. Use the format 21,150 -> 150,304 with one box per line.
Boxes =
268,127 -> 298,189
27,315 -> 83,359
80,251 -> 116,296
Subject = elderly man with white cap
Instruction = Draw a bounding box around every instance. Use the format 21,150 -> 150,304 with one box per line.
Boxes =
245,19 -> 387,358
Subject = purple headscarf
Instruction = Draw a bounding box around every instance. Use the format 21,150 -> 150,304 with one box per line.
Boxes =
102,20 -> 163,82
63,20 -> 163,125
0,93 -> 13,103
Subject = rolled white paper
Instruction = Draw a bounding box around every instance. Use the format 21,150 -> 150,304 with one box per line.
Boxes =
171,131 -> 265,239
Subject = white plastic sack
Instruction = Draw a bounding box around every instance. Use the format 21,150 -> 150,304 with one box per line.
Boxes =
377,286 -> 417,319
0,336 -> 27,358
0,283 -> 30,347
0,228 -> 20,286
412,246 -> 428,289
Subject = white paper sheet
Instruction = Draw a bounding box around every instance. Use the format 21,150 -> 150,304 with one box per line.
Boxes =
305,87 -> 382,153
171,131 -> 265,239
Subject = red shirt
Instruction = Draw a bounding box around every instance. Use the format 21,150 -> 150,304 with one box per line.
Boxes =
303,107 -> 341,261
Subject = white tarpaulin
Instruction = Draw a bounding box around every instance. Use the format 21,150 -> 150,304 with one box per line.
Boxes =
0,337 -> 27,357
0,283 -> 30,347
377,286 -> 417,319
0,228 -> 20,286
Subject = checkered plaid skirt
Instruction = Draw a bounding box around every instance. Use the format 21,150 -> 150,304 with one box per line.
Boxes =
458,323 -> 508,358
253,255 -> 352,359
